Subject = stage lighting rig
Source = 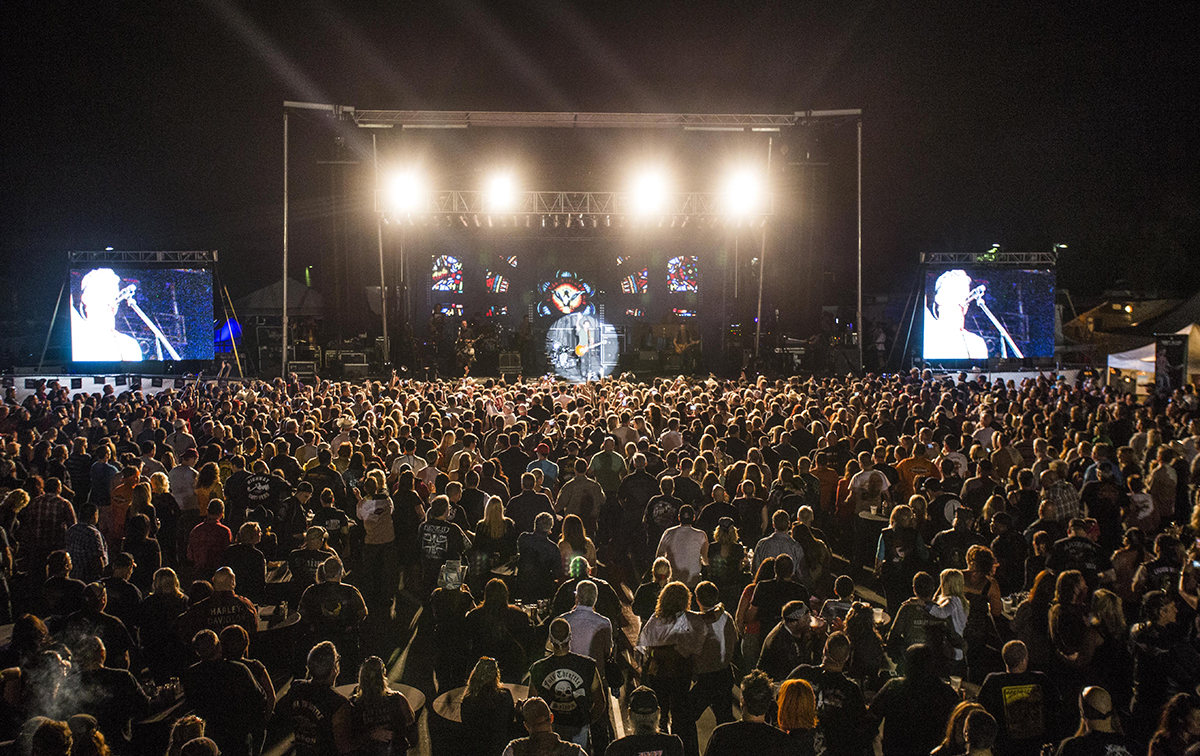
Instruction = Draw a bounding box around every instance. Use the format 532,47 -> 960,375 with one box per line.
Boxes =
387,171 -> 424,213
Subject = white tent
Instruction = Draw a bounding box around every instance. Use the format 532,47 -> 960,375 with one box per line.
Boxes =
1107,324 -> 1200,375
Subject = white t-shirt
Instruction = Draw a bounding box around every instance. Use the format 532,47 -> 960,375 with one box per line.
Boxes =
656,525 -> 708,586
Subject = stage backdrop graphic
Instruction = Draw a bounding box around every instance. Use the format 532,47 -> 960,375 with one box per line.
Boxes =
70,267 -> 215,362
922,268 -> 1055,361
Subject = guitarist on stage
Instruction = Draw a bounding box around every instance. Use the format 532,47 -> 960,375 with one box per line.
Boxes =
574,315 -> 599,381
673,324 -> 698,374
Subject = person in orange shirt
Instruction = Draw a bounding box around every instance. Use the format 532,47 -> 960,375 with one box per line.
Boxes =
895,443 -> 940,503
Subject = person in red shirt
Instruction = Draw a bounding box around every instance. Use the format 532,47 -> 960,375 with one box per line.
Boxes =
187,499 -> 232,578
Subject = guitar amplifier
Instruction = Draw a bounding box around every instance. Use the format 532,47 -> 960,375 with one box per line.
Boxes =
343,363 -> 369,380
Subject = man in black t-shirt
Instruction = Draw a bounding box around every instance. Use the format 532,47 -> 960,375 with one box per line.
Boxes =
977,641 -> 1059,756
288,527 -> 337,600
603,686 -> 683,756
528,618 -> 605,750
299,556 -> 368,659
930,507 -> 984,571
788,632 -> 867,756
703,670 -> 790,756
277,641 -> 353,756
312,488 -> 351,553
1055,686 -> 1134,756
1046,519 -> 1113,587
417,496 -> 470,596
750,554 -> 809,634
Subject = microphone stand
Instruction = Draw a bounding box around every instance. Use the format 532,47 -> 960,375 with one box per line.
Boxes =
124,298 -> 182,360
973,299 -> 1024,359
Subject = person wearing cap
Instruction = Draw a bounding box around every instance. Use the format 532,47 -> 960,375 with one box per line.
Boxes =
604,686 -> 684,756
757,599 -> 822,682
702,670 -> 790,756
528,442 -> 560,492
501,697 -> 586,756
100,551 -> 141,630
527,618 -> 605,750
655,504 -> 709,588
1056,686 -> 1134,756
166,418 -> 197,459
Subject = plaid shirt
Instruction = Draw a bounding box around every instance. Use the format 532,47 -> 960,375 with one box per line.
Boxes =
15,494 -> 77,559
64,522 -> 108,582
1041,480 -> 1082,522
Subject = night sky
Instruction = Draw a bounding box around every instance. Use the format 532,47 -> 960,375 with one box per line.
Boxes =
3,2 -> 1197,326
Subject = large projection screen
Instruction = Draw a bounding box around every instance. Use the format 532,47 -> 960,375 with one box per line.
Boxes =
922,268 -> 1055,361
70,267 -> 214,362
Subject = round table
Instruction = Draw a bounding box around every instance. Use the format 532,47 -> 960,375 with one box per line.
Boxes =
256,608 -> 301,633
432,683 -> 529,724
335,682 -> 426,713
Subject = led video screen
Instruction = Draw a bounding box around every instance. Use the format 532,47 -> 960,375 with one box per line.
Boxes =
922,268 -> 1055,361
70,267 -> 214,362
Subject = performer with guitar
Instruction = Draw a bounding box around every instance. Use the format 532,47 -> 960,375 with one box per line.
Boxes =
574,314 -> 599,381
674,324 -> 699,374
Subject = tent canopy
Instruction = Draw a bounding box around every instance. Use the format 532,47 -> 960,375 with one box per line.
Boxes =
235,278 -> 325,318
1107,324 -> 1200,373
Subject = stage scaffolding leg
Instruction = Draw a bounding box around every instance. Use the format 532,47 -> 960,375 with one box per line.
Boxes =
373,133 -> 390,367
754,137 -> 773,362
282,109 -> 290,380
38,282 -> 66,372
220,283 -> 245,379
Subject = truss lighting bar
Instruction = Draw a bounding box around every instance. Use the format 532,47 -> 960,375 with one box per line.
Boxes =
920,250 -> 1059,266
374,190 -> 773,217
351,109 -> 859,130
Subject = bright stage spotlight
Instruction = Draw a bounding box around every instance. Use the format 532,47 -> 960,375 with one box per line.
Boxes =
485,173 -> 517,212
630,170 -> 669,215
723,168 -> 764,216
387,171 -> 424,213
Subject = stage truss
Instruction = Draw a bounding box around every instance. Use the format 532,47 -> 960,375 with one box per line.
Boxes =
67,250 -> 218,264
921,250 -> 1058,267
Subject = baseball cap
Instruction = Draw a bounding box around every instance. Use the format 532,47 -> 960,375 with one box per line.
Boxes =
783,600 -> 811,622
536,443 -> 550,455
628,686 -> 660,715
522,697 -> 553,727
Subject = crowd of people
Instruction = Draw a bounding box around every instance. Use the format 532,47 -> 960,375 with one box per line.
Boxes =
0,368 -> 1197,756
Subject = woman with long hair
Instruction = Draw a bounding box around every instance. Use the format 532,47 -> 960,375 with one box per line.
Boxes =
348,655 -> 419,755
874,504 -> 927,615
707,517 -> 746,607
1149,693 -> 1200,756
1090,588 -> 1134,710
140,567 -> 190,681
735,557 -> 775,677
460,657 -> 516,756
637,581 -> 698,753
844,602 -> 889,693
194,461 -> 222,517
126,481 -> 158,538
931,569 -> 969,677
150,471 -> 180,567
557,514 -> 596,574
931,701 -> 986,756
776,679 -> 818,755
1011,569 -> 1056,671
962,545 -> 1004,682
465,497 -> 515,596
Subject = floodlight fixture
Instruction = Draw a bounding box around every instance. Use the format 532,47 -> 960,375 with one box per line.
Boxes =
723,168 -> 764,217
630,170 -> 669,215
387,171 -> 424,213
485,173 -> 517,212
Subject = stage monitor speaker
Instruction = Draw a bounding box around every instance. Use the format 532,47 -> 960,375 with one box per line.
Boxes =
343,363 -> 368,380
70,378 -> 82,390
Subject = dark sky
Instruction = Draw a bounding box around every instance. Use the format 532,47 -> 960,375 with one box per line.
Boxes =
3,1 -> 1197,316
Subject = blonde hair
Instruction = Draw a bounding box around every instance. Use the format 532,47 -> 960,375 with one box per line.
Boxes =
480,496 -> 506,540
150,471 -> 170,494
937,569 -> 969,618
